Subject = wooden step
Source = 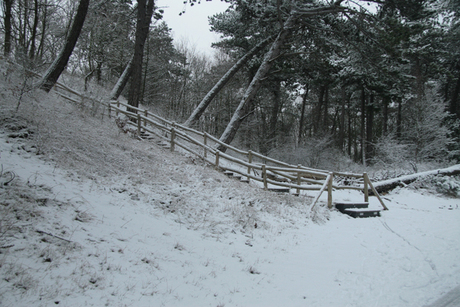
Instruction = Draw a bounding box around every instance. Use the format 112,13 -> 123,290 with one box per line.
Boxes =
334,202 -> 369,212
343,208 -> 381,218
268,188 -> 290,193
157,142 -> 170,149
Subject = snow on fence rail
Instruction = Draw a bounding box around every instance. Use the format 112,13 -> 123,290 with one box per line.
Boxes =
20,64 -> 386,210
108,100 -> 388,211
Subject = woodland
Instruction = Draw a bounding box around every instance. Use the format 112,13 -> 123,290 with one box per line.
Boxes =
2,0 -> 460,172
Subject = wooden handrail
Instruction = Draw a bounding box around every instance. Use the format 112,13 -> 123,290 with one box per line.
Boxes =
43,76 -> 387,210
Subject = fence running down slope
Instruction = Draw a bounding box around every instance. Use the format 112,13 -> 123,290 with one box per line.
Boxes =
108,100 -> 387,211
23,65 -> 387,211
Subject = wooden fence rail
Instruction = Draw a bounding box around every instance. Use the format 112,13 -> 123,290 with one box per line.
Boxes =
108,100 -> 388,210
19,65 -> 381,209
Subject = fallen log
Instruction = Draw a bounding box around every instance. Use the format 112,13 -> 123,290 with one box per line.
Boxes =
372,165 -> 460,194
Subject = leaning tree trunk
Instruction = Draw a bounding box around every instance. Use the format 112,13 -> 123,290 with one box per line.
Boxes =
183,36 -> 274,127
109,55 -> 133,101
38,0 -> 90,92
217,13 -> 297,152
128,0 -> 154,109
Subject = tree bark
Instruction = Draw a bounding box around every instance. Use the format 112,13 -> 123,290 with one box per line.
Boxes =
396,98 -> 402,138
128,0 -> 155,109
451,66 -> 460,119
3,0 -> 14,56
298,87 -> 309,146
217,13 -> 297,152
109,55 -> 133,101
37,0 -> 48,60
183,36 -> 273,127
361,85 -> 366,165
38,0 -> 90,92
28,0 -> 39,60
366,93 -> 374,163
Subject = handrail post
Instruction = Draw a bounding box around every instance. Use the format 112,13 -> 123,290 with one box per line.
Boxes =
170,128 -> 175,152
108,103 -> 111,118
203,133 -> 208,158
215,151 -> 220,170
247,150 -> 253,183
262,164 -> 267,190
137,113 -> 141,136
116,101 -> 120,117
144,110 -> 148,127
297,164 -> 302,195
363,173 -> 388,210
363,172 -> 369,203
327,172 -> 333,209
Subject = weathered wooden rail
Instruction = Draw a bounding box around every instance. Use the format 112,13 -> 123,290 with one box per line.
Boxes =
12,62 -> 387,211
108,100 -> 387,210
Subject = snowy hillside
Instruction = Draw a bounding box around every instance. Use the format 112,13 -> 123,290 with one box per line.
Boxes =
0,64 -> 459,306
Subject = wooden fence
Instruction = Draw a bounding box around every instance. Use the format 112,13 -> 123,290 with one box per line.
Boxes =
108,100 -> 388,210
17,63 -> 386,211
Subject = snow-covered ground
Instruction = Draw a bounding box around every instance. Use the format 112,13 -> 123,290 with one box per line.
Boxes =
0,64 -> 459,306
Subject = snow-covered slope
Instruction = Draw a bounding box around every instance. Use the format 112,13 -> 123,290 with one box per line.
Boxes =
0,63 -> 459,306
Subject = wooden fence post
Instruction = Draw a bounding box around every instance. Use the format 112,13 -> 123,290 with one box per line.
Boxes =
137,113 -> 141,135
262,164 -> 267,190
108,103 -> 111,118
363,172 -> 369,203
170,128 -> 175,152
247,150 -> 253,183
203,133 -> 207,158
363,173 -> 388,210
297,164 -> 302,195
144,110 -> 148,127
116,101 -> 120,117
327,172 -> 333,209
215,151 -> 220,169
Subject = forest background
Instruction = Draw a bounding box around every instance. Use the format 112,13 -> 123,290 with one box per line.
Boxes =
2,0 -> 460,176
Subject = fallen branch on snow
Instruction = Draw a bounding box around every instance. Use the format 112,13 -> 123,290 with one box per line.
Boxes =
372,164 -> 460,194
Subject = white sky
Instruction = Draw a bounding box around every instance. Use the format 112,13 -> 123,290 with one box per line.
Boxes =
156,0 -> 230,56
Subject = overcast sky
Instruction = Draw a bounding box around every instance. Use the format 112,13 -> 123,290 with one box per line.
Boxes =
156,0 -> 230,56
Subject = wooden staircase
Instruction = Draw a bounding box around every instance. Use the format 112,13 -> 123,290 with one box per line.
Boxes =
334,202 -> 381,218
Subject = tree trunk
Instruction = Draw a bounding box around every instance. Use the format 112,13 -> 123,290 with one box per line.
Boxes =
183,36 -> 273,127
323,84 -> 329,131
28,0 -> 39,60
366,93 -> 374,164
298,86 -> 309,146
451,67 -> 460,120
268,79 -> 282,149
383,96 -> 389,135
128,0 -> 154,109
396,98 -> 402,138
217,13 -> 297,152
338,87 -> 347,151
361,85 -> 366,165
38,0 -> 90,92
109,55 -> 133,101
37,0 -> 47,60
3,0 -> 14,56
